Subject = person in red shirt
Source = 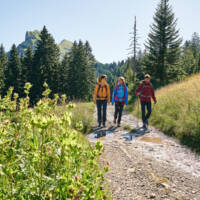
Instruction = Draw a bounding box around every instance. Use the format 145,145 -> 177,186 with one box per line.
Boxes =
136,74 -> 157,129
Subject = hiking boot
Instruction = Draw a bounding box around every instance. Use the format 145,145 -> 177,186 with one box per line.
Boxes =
103,122 -> 106,127
98,122 -> 101,127
143,124 -> 147,130
117,123 -> 121,127
113,118 -> 116,124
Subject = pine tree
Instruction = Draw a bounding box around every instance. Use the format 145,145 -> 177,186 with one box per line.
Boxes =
191,32 -> 200,58
67,41 -> 78,100
145,0 -> 182,84
129,16 -> 139,72
21,46 -> 33,96
73,40 -> 88,100
67,40 -> 96,101
5,44 -> 21,94
59,53 -> 69,95
84,41 -> 96,101
31,26 -> 60,102
0,44 -> 7,95
181,48 -> 197,75
183,33 -> 200,73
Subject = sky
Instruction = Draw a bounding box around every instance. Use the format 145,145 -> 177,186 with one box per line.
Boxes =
0,0 -> 199,63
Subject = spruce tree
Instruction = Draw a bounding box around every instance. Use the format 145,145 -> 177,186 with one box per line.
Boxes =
21,46 -> 33,96
59,53 -> 69,95
74,40 -> 88,100
191,32 -> 200,58
0,44 -> 7,95
67,40 -> 95,101
67,41 -> 78,100
5,44 -> 21,94
32,26 -> 60,102
145,0 -> 182,84
129,16 -> 139,72
84,41 -> 96,101
181,48 -> 196,75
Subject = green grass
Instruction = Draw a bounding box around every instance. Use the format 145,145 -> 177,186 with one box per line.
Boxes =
131,73 -> 200,152
71,102 -> 94,134
54,102 -> 94,134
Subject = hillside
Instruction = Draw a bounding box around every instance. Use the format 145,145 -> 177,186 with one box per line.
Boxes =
8,30 -> 73,58
132,73 -> 200,152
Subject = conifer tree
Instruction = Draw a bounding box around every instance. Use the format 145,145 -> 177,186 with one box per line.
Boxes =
0,44 -> 7,95
145,0 -> 182,84
73,40 -> 88,100
129,16 -> 139,72
21,46 -> 33,96
84,41 -> 96,100
67,40 -> 96,101
32,26 -> 60,102
59,53 -> 69,95
67,41 -> 78,99
5,44 -> 21,94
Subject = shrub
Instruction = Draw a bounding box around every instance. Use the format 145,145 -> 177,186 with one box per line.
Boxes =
0,83 -> 110,199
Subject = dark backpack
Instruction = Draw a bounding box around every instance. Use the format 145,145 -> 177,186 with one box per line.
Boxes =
140,81 -> 153,97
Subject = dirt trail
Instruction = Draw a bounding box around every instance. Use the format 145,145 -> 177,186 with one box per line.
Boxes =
88,105 -> 200,200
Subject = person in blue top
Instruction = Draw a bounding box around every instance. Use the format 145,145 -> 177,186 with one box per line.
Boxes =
112,76 -> 128,127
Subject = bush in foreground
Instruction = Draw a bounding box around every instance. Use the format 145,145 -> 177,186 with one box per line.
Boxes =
0,83 -> 109,199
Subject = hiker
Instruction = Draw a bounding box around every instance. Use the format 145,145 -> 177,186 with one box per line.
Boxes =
136,74 -> 157,129
112,76 -> 128,127
94,75 -> 110,127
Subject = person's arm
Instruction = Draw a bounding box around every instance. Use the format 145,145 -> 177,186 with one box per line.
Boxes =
151,87 -> 157,103
125,86 -> 128,105
136,84 -> 142,96
93,86 -> 98,104
112,86 -> 116,105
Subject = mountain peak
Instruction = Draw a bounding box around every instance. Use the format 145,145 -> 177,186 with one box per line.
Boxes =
25,30 -> 40,41
58,39 -> 73,58
7,30 -> 73,58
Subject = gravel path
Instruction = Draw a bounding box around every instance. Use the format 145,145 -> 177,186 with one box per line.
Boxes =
88,105 -> 200,200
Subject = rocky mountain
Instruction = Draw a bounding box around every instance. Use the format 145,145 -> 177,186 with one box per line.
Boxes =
59,39 -> 73,58
8,30 -> 73,58
16,30 -> 40,56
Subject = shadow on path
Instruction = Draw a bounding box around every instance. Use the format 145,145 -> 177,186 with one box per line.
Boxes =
89,125 -> 118,139
89,125 -> 150,141
121,127 -> 150,141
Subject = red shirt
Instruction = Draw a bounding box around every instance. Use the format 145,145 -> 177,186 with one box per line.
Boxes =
136,81 -> 156,102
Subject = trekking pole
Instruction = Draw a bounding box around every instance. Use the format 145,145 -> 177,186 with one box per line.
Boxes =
137,96 -> 140,128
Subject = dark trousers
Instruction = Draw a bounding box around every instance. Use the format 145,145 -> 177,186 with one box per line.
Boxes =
96,100 -> 107,123
114,102 -> 124,124
141,101 -> 152,125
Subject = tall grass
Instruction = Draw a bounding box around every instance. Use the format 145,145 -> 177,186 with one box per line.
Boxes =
70,102 -> 94,134
132,74 -> 200,152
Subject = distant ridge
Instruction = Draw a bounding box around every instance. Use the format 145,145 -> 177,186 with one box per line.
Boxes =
7,30 -> 73,58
